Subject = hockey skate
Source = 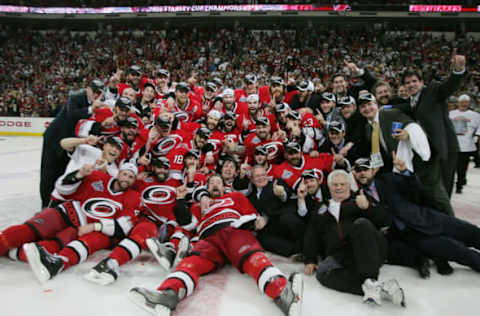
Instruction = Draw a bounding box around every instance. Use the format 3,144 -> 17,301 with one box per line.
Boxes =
23,242 -> 64,283
84,258 -> 120,286
274,272 -> 304,316
146,238 -> 175,271
128,287 -> 178,316
172,235 -> 190,269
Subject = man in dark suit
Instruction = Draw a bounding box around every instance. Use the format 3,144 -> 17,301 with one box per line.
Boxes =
395,50 -> 466,198
40,79 -> 105,207
357,93 -> 448,216
303,169 -> 404,306
354,155 -> 480,274
241,164 -> 303,257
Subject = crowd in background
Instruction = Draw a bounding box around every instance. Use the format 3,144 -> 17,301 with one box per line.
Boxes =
0,23 -> 478,117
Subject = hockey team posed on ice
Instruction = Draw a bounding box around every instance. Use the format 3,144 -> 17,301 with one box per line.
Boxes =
2,34 -> 480,316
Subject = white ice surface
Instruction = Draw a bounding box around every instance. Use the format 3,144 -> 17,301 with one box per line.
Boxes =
0,136 -> 480,316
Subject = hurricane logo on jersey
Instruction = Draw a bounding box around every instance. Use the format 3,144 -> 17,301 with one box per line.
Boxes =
82,198 -> 122,220
152,135 -> 183,156
264,141 -> 283,161
142,185 -> 176,205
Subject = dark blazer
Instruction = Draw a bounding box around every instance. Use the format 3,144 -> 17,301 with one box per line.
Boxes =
43,89 -> 91,156
394,73 -> 465,160
367,172 -> 450,235
303,195 -> 391,264
246,178 -> 293,218
363,107 -> 415,172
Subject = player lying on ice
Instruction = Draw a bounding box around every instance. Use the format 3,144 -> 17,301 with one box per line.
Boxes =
128,174 -> 304,316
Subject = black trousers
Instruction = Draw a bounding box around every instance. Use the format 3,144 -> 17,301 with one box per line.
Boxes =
39,142 -> 69,208
441,151 -> 458,198
397,215 -> 480,272
456,151 -> 475,190
316,218 -> 387,296
414,153 -> 454,216
257,212 -> 306,257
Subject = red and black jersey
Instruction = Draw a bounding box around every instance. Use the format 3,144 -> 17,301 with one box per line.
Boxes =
272,154 -> 334,192
55,170 -> 141,235
135,176 -> 182,225
190,192 -> 258,238
244,134 -> 285,165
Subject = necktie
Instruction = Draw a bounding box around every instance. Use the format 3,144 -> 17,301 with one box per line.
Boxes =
371,121 -> 380,155
368,184 -> 380,202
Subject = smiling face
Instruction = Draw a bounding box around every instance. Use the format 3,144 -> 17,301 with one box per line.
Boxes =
256,124 -> 270,140
116,169 -> 136,191
320,100 -> 335,114
340,103 -> 356,119
102,143 -> 121,163
404,75 -> 424,96
142,86 -> 156,103
358,100 -> 378,121
328,129 -> 345,145
332,75 -> 347,94
328,173 -> 350,202
251,166 -> 268,188
304,177 -> 319,195
153,164 -> 169,182
221,160 -> 237,182
375,84 -> 392,105
120,125 -> 138,143
353,167 -> 374,186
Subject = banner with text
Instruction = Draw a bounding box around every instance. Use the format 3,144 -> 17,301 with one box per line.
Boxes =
0,117 -> 54,136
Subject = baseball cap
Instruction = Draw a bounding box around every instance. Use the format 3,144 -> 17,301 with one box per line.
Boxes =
358,93 -> 376,105
205,82 -> 217,92
246,94 -> 259,103
223,111 -> 238,121
320,92 -> 336,103
354,158 -> 372,170
119,162 -> 138,176
115,97 -> 132,111
275,102 -> 290,113
285,141 -> 301,153
143,80 -> 157,92
196,127 -> 212,139
301,169 -> 319,180
208,109 -> 223,120
89,79 -> 104,93
213,77 -> 223,87
286,110 -> 301,121
176,82 -> 190,92
270,76 -> 284,86
297,81 -> 309,92
155,115 -> 171,128
328,120 -> 346,133
255,117 -> 270,126
152,156 -> 171,169
129,65 -> 142,76
338,96 -> 356,106
222,88 -> 234,97
118,116 -> 139,128
105,136 -> 124,151
244,74 -> 258,84
254,145 -> 268,156
156,68 -> 170,78
185,149 -> 201,160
